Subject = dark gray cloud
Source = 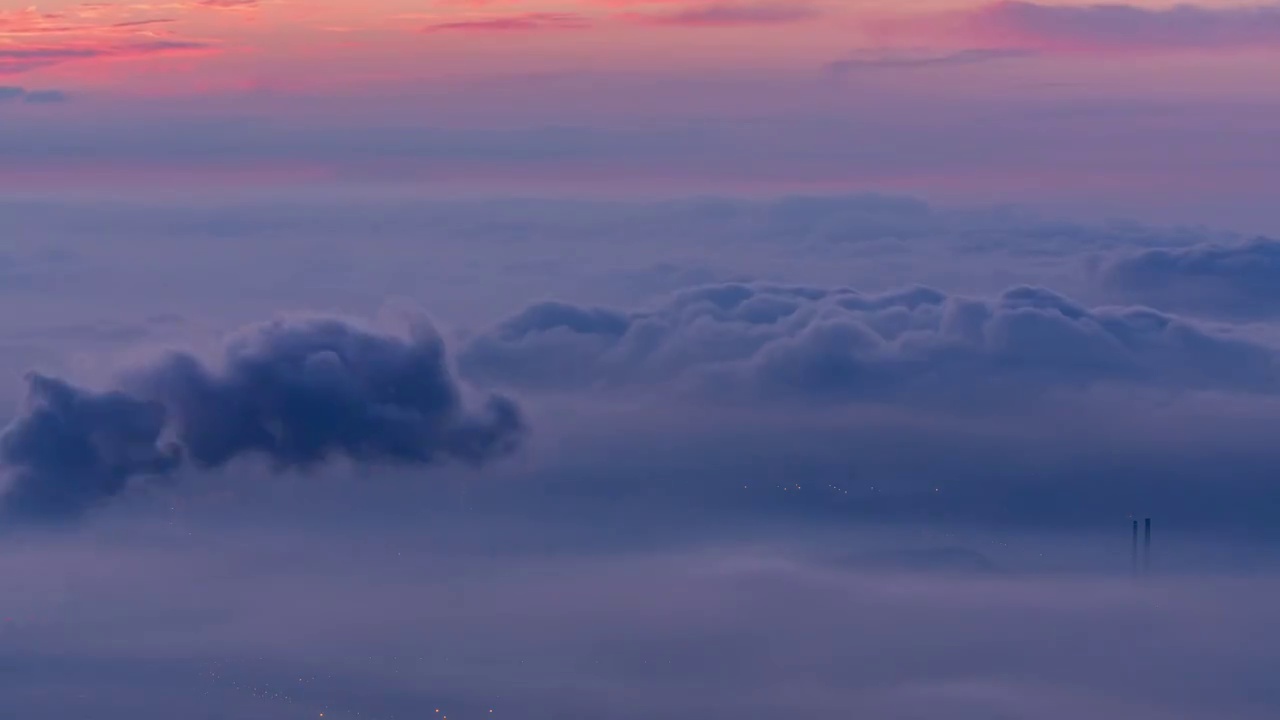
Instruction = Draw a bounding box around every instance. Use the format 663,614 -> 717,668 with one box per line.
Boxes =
21,89 -> 68,103
1101,237 -> 1280,318
0,374 -> 181,519
459,282 -> 1280,403
0,315 -> 524,520
826,48 -> 1037,74
0,86 -> 68,103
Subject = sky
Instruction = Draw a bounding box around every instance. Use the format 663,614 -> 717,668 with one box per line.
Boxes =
2,0 -> 1280,227
5,2 -> 1280,719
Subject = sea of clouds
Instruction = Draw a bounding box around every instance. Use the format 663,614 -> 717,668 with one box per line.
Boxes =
2,193 -> 1279,718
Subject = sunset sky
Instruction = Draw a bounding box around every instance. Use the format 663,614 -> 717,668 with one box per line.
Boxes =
4,0 -> 1279,227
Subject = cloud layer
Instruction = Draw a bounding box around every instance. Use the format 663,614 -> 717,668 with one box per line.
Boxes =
963,1 -> 1280,53
0,86 -> 67,104
0,314 -> 523,519
4,193 -> 1280,534
459,282 -> 1280,403
1102,237 -> 1280,318
633,1 -> 819,27
0,5 -> 215,75
3,523 -> 1278,720
869,1 -> 1280,59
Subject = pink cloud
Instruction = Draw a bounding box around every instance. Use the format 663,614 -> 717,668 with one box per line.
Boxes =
411,1 -> 818,35
627,1 -> 819,27
194,0 -> 261,8
0,15 -> 71,36
0,4 -> 220,76
421,12 -> 593,32
927,2 -> 1280,54
0,40 -> 213,75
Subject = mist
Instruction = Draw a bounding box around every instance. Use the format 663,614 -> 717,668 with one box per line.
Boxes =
3,505 -> 1277,720
3,192 -> 1280,718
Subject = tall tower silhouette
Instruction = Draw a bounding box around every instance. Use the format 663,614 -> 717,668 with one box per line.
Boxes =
1131,519 -> 1139,577
1143,518 -> 1152,575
